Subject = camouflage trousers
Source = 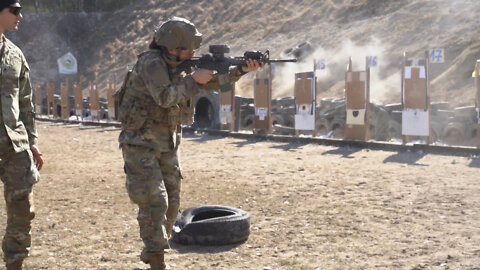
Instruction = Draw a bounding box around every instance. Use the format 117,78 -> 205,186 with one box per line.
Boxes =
0,150 -> 39,264
121,144 -> 182,254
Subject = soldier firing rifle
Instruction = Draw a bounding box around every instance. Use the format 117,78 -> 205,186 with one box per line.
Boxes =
173,44 -> 297,92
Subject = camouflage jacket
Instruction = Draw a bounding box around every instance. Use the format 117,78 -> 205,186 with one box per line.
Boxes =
0,37 -> 37,156
118,49 -> 243,151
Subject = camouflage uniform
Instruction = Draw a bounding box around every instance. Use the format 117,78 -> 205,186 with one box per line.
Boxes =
0,36 -> 39,264
118,48 -> 242,257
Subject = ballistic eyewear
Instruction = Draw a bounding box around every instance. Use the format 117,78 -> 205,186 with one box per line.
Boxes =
9,6 -> 21,16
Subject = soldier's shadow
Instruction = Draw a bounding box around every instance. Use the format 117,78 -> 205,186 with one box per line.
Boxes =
383,151 -> 428,166
183,132 -> 225,143
131,241 -> 241,270
168,239 -> 241,254
321,146 -> 361,159
269,141 -> 307,151
229,139 -> 261,148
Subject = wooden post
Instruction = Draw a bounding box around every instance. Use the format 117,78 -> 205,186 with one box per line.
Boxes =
113,72 -> 118,120
89,82 -> 100,121
107,79 -> 116,120
313,59 -> 317,137
46,82 -> 54,117
425,50 -> 433,144
401,52 -> 408,144
253,64 -> 273,134
268,63 -> 273,134
313,58 -> 320,137
475,60 -> 480,107
60,80 -> 69,119
35,83 -> 42,115
401,51 -> 430,144
219,84 -> 235,131
294,72 -> 316,136
234,96 -> 241,132
474,60 -> 480,145
365,56 -> 371,140
344,57 -> 370,141
74,82 -> 83,119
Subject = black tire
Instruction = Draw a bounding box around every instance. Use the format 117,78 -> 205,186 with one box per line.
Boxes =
387,119 -> 401,140
442,121 -> 466,146
242,115 -> 254,130
315,118 -> 330,136
329,117 -> 345,138
272,114 -> 285,126
171,205 -> 251,246
193,91 -> 220,129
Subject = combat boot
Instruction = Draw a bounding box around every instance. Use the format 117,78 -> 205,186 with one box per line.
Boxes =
6,259 -> 23,270
149,253 -> 166,270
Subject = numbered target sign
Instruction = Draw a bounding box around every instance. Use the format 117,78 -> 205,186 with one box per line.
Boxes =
367,56 -> 378,67
429,49 -> 444,63
315,59 -> 326,70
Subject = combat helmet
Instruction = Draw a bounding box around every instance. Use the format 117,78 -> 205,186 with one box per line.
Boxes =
154,17 -> 202,51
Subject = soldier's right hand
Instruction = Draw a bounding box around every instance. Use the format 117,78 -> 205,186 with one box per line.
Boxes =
191,69 -> 213,84
30,145 -> 44,171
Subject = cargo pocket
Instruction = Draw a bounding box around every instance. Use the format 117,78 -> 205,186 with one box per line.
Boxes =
179,98 -> 195,125
168,105 -> 181,126
126,179 -> 149,205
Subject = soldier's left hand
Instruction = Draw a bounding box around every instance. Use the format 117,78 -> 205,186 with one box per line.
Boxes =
30,145 -> 44,171
241,59 -> 264,73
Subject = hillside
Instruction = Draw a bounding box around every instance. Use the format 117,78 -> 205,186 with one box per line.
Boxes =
7,0 -> 480,107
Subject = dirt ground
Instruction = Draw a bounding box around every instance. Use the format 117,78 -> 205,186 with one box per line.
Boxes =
1,120 -> 479,270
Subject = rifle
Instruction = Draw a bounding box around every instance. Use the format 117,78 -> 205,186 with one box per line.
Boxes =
174,44 -> 297,92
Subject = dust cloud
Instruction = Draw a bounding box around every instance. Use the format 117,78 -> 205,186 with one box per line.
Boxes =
240,37 -> 401,104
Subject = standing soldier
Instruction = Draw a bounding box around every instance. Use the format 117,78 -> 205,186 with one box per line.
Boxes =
116,17 -> 262,269
0,1 -> 44,269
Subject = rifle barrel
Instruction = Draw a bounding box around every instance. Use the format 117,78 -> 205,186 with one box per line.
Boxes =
269,59 -> 297,63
